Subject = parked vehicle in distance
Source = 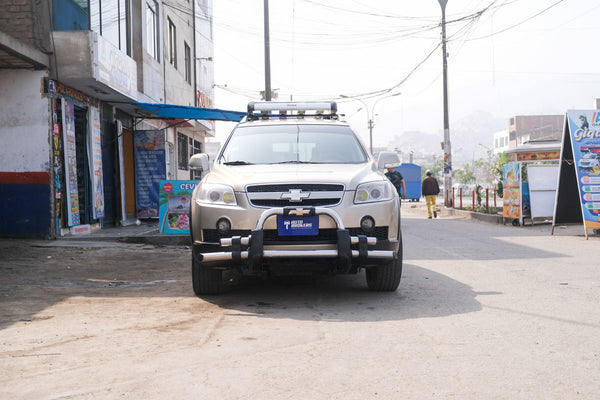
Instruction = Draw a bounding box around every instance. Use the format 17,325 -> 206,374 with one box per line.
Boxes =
189,101 -> 402,295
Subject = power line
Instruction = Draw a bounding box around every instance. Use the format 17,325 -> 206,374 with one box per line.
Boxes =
466,0 -> 566,41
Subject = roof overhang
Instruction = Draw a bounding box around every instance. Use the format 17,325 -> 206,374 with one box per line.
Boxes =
133,102 -> 246,122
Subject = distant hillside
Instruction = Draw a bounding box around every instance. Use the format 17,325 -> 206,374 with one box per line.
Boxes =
385,110 -> 507,168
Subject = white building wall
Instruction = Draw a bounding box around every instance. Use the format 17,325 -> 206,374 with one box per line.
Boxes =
0,70 -> 50,172
493,129 -> 509,154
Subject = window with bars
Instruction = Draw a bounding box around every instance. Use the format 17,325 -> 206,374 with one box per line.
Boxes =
178,132 -> 188,170
178,133 -> 203,170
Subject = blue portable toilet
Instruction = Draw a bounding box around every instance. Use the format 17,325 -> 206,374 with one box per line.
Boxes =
396,163 -> 422,201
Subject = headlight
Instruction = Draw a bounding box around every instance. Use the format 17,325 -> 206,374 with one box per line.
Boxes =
196,183 -> 237,206
354,181 -> 393,204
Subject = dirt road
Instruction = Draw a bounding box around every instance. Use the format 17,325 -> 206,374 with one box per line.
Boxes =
1,207 -> 599,399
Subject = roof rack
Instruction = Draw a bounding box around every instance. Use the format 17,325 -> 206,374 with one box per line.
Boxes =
246,101 -> 338,121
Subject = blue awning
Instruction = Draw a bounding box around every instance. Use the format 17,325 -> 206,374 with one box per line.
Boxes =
134,102 -> 246,122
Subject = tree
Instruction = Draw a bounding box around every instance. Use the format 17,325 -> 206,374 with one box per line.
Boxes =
453,163 -> 476,186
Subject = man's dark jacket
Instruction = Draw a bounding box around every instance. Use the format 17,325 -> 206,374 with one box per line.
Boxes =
422,176 -> 440,196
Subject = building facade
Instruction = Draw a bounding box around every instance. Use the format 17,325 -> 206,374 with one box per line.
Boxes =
508,115 -> 564,149
0,0 -> 215,238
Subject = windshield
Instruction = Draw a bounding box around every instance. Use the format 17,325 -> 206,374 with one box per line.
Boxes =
219,124 -> 368,165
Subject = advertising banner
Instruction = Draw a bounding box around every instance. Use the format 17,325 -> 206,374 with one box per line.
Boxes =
158,180 -> 198,234
117,121 -> 127,222
87,106 -> 104,219
134,130 -> 166,218
565,110 -> 600,231
61,98 -> 80,226
503,163 -> 521,220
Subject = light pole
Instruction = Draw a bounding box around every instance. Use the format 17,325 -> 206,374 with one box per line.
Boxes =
340,93 -> 401,154
263,0 -> 272,101
438,0 -> 452,207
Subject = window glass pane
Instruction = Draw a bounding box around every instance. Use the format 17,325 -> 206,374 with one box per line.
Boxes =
168,19 -> 177,67
220,125 -> 367,165
53,0 -> 90,30
146,1 -> 158,59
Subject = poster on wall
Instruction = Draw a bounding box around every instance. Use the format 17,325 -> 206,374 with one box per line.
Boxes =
87,106 -> 104,219
117,121 -> 127,223
503,163 -> 521,221
61,98 -> 80,226
134,130 -> 166,218
158,180 -> 198,234
553,110 -> 600,238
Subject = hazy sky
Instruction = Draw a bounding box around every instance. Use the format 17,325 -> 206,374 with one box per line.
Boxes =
210,0 -> 600,149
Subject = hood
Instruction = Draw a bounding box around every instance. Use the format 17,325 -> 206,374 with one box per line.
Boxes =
204,162 -> 385,191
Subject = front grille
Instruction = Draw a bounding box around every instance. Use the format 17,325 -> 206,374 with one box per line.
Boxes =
246,183 -> 345,208
202,227 -> 388,244
247,184 -> 344,192
251,198 -> 340,207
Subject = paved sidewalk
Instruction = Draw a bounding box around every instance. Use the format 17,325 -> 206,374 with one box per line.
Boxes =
56,200 -> 504,246
60,220 -> 190,246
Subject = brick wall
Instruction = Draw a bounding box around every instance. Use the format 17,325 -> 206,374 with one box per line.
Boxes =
0,0 -> 35,45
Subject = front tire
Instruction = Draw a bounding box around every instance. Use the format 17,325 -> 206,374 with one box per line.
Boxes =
366,234 -> 403,292
192,253 -> 224,295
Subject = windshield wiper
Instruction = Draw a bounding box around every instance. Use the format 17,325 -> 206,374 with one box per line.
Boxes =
223,160 -> 253,165
271,160 -> 315,164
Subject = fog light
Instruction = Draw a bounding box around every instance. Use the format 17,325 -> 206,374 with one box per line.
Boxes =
216,218 -> 231,235
360,216 -> 375,233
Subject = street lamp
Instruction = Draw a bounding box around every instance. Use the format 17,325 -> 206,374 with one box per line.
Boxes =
340,93 -> 401,154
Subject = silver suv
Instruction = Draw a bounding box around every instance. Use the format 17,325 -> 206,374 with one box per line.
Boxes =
190,101 -> 402,294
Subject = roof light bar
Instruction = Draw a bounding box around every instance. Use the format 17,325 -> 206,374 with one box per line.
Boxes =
248,102 -> 336,113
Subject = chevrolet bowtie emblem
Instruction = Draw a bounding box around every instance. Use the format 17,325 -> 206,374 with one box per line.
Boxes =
289,208 -> 311,216
281,189 -> 310,202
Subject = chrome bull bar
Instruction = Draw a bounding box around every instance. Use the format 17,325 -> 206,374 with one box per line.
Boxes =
198,206 -> 396,266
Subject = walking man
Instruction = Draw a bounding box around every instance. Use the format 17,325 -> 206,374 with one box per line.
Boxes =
422,170 -> 440,219
385,164 -> 406,204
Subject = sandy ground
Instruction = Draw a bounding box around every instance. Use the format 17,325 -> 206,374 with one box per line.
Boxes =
1,206 -> 599,399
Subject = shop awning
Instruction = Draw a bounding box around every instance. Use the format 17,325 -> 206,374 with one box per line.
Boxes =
133,102 -> 246,122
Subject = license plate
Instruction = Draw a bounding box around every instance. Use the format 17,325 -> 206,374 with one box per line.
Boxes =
277,215 -> 319,236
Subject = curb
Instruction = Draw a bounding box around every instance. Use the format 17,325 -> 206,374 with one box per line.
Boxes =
444,208 -> 503,224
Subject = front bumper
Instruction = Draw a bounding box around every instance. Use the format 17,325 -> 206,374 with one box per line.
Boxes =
193,206 -> 397,273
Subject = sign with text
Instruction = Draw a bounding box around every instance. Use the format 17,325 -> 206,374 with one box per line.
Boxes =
503,163 -> 521,221
158,180 -> 197,234
134,130 -> 166,218
61,98 -> 80,226
87,106 -> 104,219
554,110 -> 600,238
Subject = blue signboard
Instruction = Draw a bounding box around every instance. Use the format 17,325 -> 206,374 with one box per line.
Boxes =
159,180 -> 198,234
277,215 -> 319,236
134,130 -> 166,218
566,111 -> 600,231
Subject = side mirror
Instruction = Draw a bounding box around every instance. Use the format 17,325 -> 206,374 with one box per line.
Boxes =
189,153 -> 209,180
377,151 -> 401,170
189,153 -> 209,171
